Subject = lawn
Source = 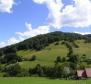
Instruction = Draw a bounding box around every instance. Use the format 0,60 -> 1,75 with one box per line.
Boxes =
0,77 -> 91,84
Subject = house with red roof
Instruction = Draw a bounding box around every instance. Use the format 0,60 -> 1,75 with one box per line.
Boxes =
85,68 -> 91,78
76,68 -> 91,79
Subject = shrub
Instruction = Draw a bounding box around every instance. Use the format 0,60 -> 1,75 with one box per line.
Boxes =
55,56 -> 62,64
29,55 -> 36,61
54,42 -> 59,45
5,63 -> 21,77
17,69 -> 29,77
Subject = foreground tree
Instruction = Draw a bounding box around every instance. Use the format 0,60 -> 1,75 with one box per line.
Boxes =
4,63 -> 21,77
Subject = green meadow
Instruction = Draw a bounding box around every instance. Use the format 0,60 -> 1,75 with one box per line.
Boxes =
0,77 -> 91,84
17,40 -> 91,69
73,40 -> 91,57
17,41 -> 68,69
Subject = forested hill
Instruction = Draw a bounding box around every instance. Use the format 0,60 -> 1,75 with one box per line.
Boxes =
0,31 -> 91,52
0,31 -> 91,77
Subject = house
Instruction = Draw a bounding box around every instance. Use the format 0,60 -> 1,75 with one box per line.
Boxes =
76,68 -> 91,79
85,68 -> 91,78
76,70 -> 86,79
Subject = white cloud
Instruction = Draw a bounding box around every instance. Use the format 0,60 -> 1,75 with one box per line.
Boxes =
74,31 -> 91,35
16,22 -> 50,38
33,0 -> 91,28
0,37 -> 20,48
7,37 -> 19,45
62,0 -> 91,27
0,42 -> 5,48
33,0 -> 46,4
33,0 -> 63,29
0,22 -> 50,48
0,0 -> 15,13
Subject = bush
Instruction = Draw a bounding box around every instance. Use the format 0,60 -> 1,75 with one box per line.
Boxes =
54,42 -> 59,45
29,55 -> 36,61
72,41 -> 79,48
17,69 -> 29,77
1,53 -> 20,64
34,64 -> 44,76
5,63 -> 21,77
55,56 -> 62,64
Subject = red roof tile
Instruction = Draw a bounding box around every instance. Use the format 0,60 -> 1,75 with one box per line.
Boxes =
85,68 -> 91,78
77,70 -> 84,77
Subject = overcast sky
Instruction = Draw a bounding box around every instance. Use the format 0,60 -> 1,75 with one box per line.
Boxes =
0,0 -> 91,48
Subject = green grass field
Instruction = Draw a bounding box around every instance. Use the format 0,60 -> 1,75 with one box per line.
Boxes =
0,77 -> 91,84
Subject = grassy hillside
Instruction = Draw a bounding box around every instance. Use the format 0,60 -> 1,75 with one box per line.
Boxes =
16,40 -> 91,69
17,42 -> 68,69
73,40 -> 91,57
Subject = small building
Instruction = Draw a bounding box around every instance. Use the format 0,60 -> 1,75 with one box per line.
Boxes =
76,68 -> 91,79
85,68 -> 91,78
76,70 -> 86,79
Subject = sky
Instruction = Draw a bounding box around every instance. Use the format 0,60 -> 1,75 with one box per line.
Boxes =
0,0 -> 91,48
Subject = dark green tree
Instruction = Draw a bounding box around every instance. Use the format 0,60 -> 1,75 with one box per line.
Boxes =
5,63 -> 21,77
55,56 -> 62,64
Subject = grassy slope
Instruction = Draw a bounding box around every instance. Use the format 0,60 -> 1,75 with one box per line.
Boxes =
0,77 -> 90,84
73,40 -> 91,58
17,40 -> 91,69
17,42 -> 68,69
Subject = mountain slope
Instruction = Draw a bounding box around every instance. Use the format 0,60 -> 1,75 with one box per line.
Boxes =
0,31 -> 91,77
0,31 -> 91,67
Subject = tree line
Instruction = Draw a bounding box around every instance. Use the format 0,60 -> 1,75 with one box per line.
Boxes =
0,31 -> 90,53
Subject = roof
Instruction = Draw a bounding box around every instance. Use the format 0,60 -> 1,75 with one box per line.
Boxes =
85,68 -> 91,78
77,70 -> 85,77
